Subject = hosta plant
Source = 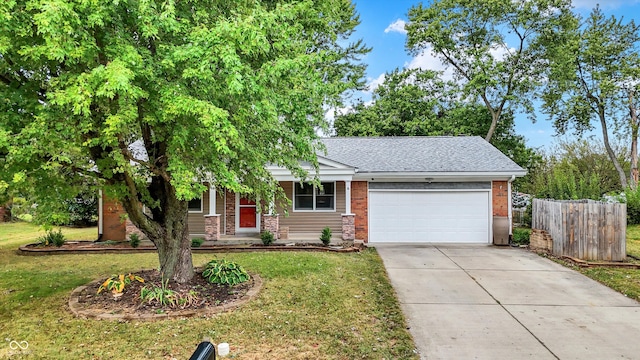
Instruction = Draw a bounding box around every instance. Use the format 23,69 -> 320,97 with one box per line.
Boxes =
202,259 -> 250,286
98,273 -> 145,296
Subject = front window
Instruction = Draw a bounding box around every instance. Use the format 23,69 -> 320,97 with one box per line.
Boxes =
294,182 -> 335,211
188,197 -> 203,212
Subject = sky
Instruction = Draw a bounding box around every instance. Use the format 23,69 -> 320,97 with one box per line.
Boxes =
347,0 -> 640,150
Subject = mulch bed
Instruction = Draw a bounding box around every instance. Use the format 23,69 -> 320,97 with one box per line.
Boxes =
71,269 -> 257,320
19,240 -> 362,255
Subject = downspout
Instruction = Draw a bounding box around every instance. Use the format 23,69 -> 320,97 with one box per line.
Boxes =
507,175 -> 515,243
97,190 -> 103,242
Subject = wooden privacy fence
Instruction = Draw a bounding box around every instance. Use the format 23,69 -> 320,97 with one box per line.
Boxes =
532,199 -> 626,261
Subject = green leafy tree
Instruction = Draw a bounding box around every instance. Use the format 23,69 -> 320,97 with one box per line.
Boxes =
334,67 -> 540,178
0,0 -> 368,282
405,0 -> 574,142
542,7 -> 640,189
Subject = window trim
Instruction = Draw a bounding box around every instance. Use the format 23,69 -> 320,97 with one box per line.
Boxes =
188,196 -> 204,213
293,181 -> 336,212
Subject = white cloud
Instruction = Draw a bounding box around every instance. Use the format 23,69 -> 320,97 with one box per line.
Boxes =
384,19 -> 407,34
404,48 -> 456,80
572,0 -> 640,9
365,73 -> 386,94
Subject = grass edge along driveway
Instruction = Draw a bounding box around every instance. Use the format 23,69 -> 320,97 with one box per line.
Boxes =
0,222 -> 418,359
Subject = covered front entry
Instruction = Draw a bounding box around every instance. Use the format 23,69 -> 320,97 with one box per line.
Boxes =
236,197 -> 259,233
368,190 -> 490,243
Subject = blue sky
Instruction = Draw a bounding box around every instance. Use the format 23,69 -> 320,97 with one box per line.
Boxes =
348,0 -> 640,149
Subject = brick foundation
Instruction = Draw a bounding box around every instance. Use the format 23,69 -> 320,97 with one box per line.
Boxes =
125,218 -> 147,240
341,214 -> 355,240
204,214 -> 221,241
262,214 -> 279,239
530,228 -> 552,251
352,181 -> 368,241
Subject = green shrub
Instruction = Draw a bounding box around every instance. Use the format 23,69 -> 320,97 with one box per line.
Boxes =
17,213 -> 33,222
191,237 -> 204,247
129,233 -> 141,248
202,259 -> 249,286
624,187 -> 640,225
260,231 -> 274,245
320,226 -> 332,245
512,228 -> 531,245
37,229 -> 66,247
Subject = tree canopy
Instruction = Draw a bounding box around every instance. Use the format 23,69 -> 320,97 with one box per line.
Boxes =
542,6 -> 640,189
0,0 -> 368,282
405,0 -> 574,142
334,67 -> 539,177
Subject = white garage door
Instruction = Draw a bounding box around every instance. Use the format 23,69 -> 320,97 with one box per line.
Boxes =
369,191 -> 490,243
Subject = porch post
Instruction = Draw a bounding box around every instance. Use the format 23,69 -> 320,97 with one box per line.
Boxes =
342,180 -> 355,241
345,180 -> 352,215
208,186 -> 216,215
262,195 -> 279,239
204,186 -> 220,241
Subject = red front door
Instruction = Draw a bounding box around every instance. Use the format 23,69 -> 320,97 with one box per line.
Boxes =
239,198 -> 257,228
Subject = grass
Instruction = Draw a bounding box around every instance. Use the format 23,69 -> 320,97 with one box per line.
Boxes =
0,222 -> 97,250
626,224 -> 640,259
0,222 -> 418,359
546,224 -> 640,303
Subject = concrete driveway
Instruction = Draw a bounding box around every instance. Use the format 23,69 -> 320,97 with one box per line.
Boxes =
375,244 -> 640,360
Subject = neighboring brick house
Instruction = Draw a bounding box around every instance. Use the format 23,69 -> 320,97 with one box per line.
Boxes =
99,136 -> 526,244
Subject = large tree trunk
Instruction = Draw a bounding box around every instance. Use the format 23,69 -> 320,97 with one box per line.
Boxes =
629,90 -> 639,189
120,175 -> 195,283
599,107 -> 628,189
154,212 -> 194,284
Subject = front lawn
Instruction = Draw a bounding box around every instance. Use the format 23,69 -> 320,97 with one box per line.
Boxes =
0,222 -> 417,359
626,224 -> 640,259
550,224 -> 640,303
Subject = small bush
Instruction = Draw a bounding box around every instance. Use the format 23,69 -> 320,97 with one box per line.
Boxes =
202,259 -> 250,286
512,228 -> 531,245
17,213 -> 33,222
320,226 -> 332,245
129,233 -> 141,248
625,187 -> 640,225
260,231 -> 274,245
191,237 -> 204,248
37,229 -> 66,247
98,273 -> 144,295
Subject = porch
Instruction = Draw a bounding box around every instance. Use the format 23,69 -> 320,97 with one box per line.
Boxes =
193,182 -> 357,242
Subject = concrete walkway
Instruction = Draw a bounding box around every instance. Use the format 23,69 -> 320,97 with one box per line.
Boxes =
375,244 -> 640,360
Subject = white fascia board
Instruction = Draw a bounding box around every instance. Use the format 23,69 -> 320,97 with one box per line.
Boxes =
355,171 -> 527,182
270,166 -> 356,182
316,155 -> 356,169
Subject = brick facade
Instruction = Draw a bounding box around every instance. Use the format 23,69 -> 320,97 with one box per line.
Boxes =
125,218 -> 147,240
262,214 -> 279,239
530,229 -> 553,251
102,196 -> 126,241
225,191 -> 236,235
341,214 -> 355,240
204,214 -> 221,241
351,181 -> 368,242
492,181 -> 509,217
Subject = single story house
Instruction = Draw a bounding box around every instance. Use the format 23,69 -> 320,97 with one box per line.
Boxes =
99,136 -> 526,244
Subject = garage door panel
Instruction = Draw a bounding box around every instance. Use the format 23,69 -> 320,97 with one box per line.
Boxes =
369,191 -> 489,243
